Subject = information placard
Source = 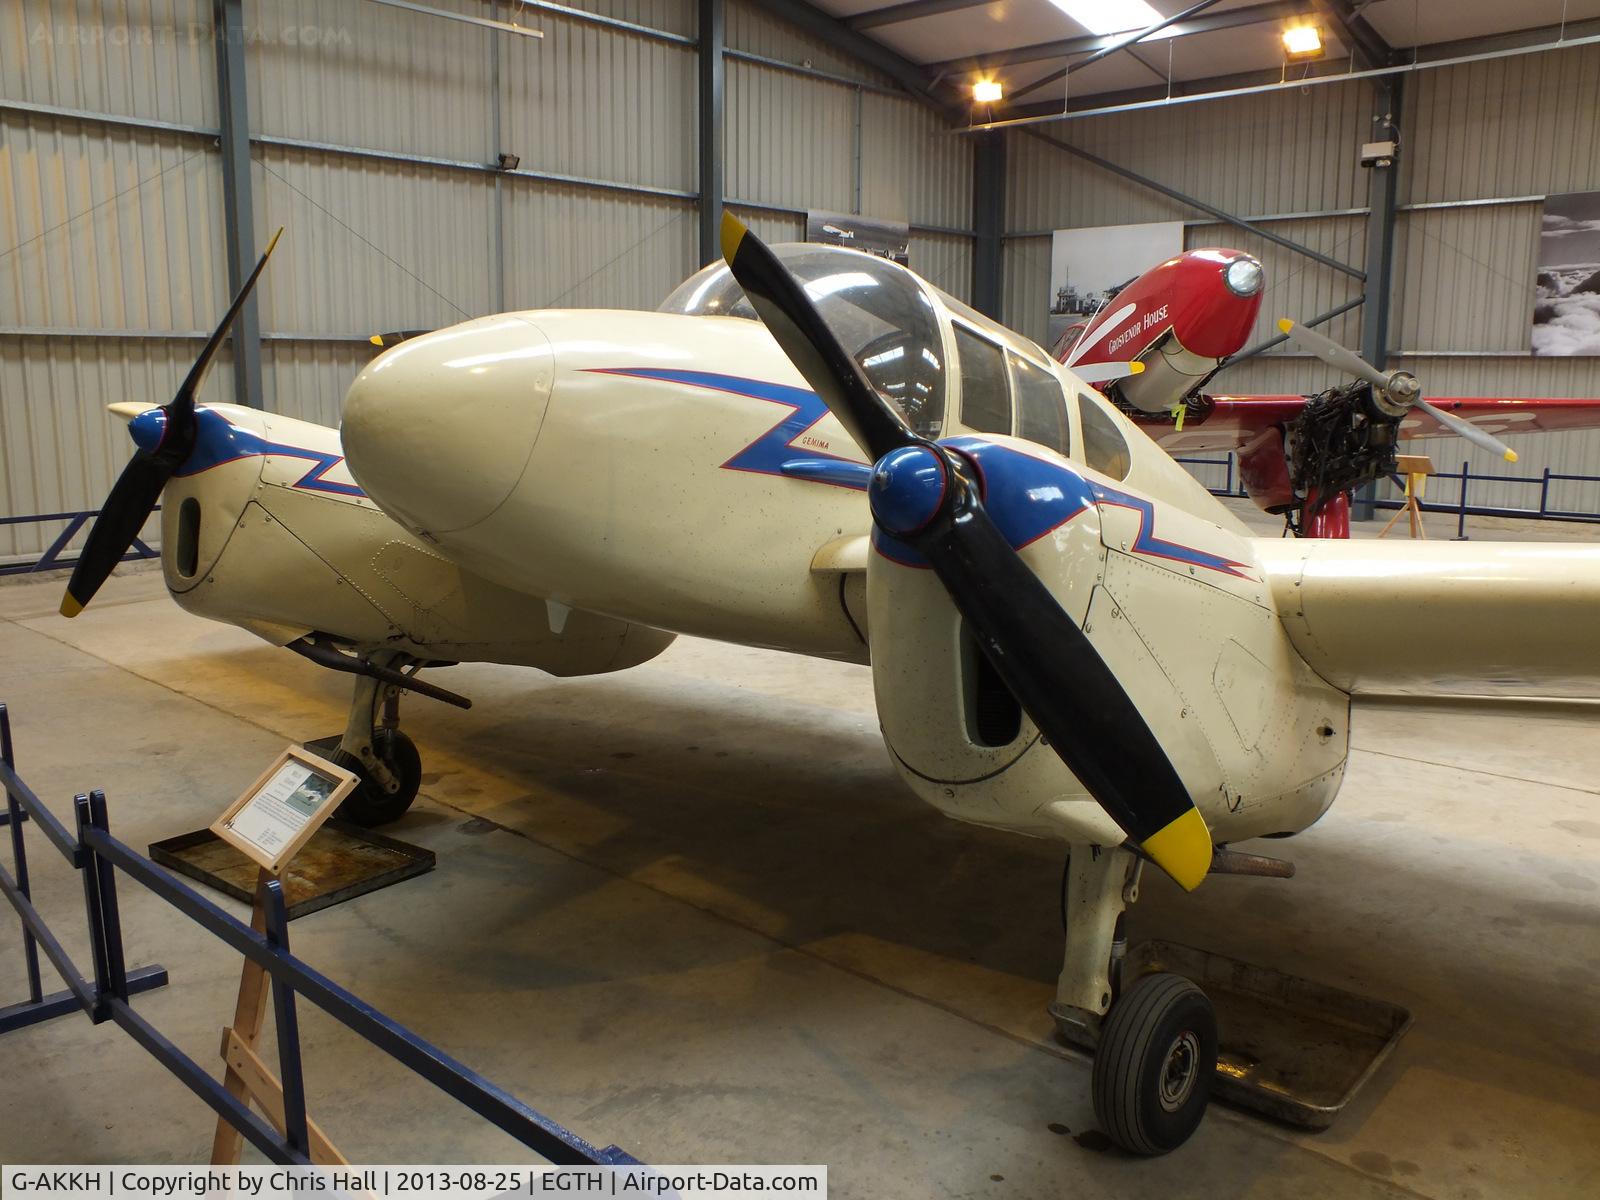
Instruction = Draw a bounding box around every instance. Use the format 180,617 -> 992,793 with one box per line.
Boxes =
210,745 -> 359,874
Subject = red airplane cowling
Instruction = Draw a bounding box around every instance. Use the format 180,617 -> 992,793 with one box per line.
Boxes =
1059,249 -> 1264,415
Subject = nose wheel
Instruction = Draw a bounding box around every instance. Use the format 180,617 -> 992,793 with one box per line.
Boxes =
327,652 -> 428,826
1091,972 -> 1217,1156
331,727 -> 422,826
1053,846 -> 1219,1156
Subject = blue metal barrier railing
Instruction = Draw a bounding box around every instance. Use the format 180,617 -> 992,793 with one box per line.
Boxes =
0,509 -> 159,576
1174,455 -> 1600,534
0,701 -> 637,1166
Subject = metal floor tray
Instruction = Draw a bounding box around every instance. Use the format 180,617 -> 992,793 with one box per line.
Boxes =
1054,939 -> 1411,1129
150,820 -> 434,920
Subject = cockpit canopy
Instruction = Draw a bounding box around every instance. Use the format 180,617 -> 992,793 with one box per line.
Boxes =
661,242 -> 1086,469
661,245 -> 952,438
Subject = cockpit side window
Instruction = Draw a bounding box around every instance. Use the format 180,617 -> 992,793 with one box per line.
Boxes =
954,325 -> 1011,435
1078,393 -> 1132,481
1012,353 -> 1070,456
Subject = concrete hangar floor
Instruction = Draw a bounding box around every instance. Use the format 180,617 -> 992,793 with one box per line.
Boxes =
2,539 -> 1597,1197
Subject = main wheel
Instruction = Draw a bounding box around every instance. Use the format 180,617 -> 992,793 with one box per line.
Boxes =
333,729 -> 422,826
1091,971 -> 1217,1156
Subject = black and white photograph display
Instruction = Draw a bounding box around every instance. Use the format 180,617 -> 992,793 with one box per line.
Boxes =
805,211 -> 910,265
1048,221 -> 1184,351
1534,190 -> 1600,356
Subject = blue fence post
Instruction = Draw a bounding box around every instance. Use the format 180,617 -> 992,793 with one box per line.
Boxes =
1456,460 -> 1470,541
262,879 -> 311,1156
87,791 -> 130,1002
72,793 -> 113,1023
1540,467 -> 1552,518
2,705 -> 44,1005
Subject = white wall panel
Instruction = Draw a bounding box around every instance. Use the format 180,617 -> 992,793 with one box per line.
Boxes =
1392,203 -> 1539,354
263,338 -> 371,428
250,0 -> 494,161
250,144 -> 495,334
910,231 -> 972,305
725,0 -> 893,86
0,112 -> 226,331
503,184 -> 696,310
726,59 -> 855,212
1405,43 -> 1600,204
1005,80 -> 1376,235
725,205 -> 804,245
860,91 -> 970,230
561,0 -> 695,39
499,14 -> 696,192
1,0 -> 217,126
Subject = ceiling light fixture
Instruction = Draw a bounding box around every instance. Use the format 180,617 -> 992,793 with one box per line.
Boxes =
1049,0 -> 1163,37
973,79 -> 1003,103
1282,24 -> 1323,59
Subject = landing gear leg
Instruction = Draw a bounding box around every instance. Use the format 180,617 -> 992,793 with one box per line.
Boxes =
1052,846 -> 1217,1156
331,652 -> 422,827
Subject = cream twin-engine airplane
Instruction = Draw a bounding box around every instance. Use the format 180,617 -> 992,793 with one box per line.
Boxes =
63,221 -> 1600,1155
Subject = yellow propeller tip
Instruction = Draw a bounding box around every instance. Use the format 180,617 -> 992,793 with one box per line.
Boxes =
1139,807 -> 1212,892
1276,318 -> 1295,334
60,594 -> 84,619
369,334 -> 384,346
1127,361 -> 1145,375
719,212 -> 748,266
1504,449 -> 1519,464
264,227 -> 284,256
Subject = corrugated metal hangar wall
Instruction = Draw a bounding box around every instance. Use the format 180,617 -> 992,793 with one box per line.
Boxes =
0,0 -> 972,561
1002,43 -> 1600,514
3,2 -> 1600,560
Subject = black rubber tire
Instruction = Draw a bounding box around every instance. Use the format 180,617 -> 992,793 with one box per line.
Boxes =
333,729 -> 422,826
1091,972 -> 1217,1156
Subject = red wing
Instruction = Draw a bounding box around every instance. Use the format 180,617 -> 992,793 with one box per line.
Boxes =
1129,395 -> 1305,454
1128,395 -> 1600,454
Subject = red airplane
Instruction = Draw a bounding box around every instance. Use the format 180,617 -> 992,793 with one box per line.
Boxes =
1054,249 -> 1600,537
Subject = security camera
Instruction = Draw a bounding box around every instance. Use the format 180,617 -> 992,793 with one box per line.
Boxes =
1360,139 -> 1397,168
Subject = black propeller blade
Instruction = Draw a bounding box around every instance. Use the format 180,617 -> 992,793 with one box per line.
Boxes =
719,213 -> 1211,889
62,228 -> 283,618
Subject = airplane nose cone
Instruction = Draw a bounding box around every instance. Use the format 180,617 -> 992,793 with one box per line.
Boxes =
128,407 -> 167,453
341,314 -> 554,535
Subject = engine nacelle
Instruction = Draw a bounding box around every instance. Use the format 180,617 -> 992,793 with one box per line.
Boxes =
146,403 -> 674,675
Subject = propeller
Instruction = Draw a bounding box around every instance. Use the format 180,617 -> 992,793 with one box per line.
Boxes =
1277,318 -> 1519,463
61,228 -> 283,618
1070,360 -> 1146,385
720,214 -> 1212,890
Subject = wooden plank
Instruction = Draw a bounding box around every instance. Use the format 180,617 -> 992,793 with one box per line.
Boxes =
211,870 -> 275,1165
224,1028 -> 348,1166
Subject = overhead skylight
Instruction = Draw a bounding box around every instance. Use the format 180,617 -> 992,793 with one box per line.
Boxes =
1049,0 -> 1165,37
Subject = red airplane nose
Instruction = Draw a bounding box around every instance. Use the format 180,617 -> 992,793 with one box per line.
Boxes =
1172,248 -> 1263,359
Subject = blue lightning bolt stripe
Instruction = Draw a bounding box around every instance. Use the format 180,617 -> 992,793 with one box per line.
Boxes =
584,369 -> 1252,579
583,366 -> 872,490
131,406 -> 366,497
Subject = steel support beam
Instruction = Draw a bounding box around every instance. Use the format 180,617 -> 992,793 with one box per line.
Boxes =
850,0 -> 992,31
1008,0 -> 1226,105
735,0 -> 955,115
1360,77 -> 1402,370
698,0 -> 725,266
1354,74 -> 1402,521
1025,131 -> 1364,281
971,132 -> 1004,318
212,0 -> 264,409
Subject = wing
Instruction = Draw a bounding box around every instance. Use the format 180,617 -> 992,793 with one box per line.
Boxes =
1130,395 -> 1600,455
1395,397 -> 1600,440
1254,537 -> 1600,699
